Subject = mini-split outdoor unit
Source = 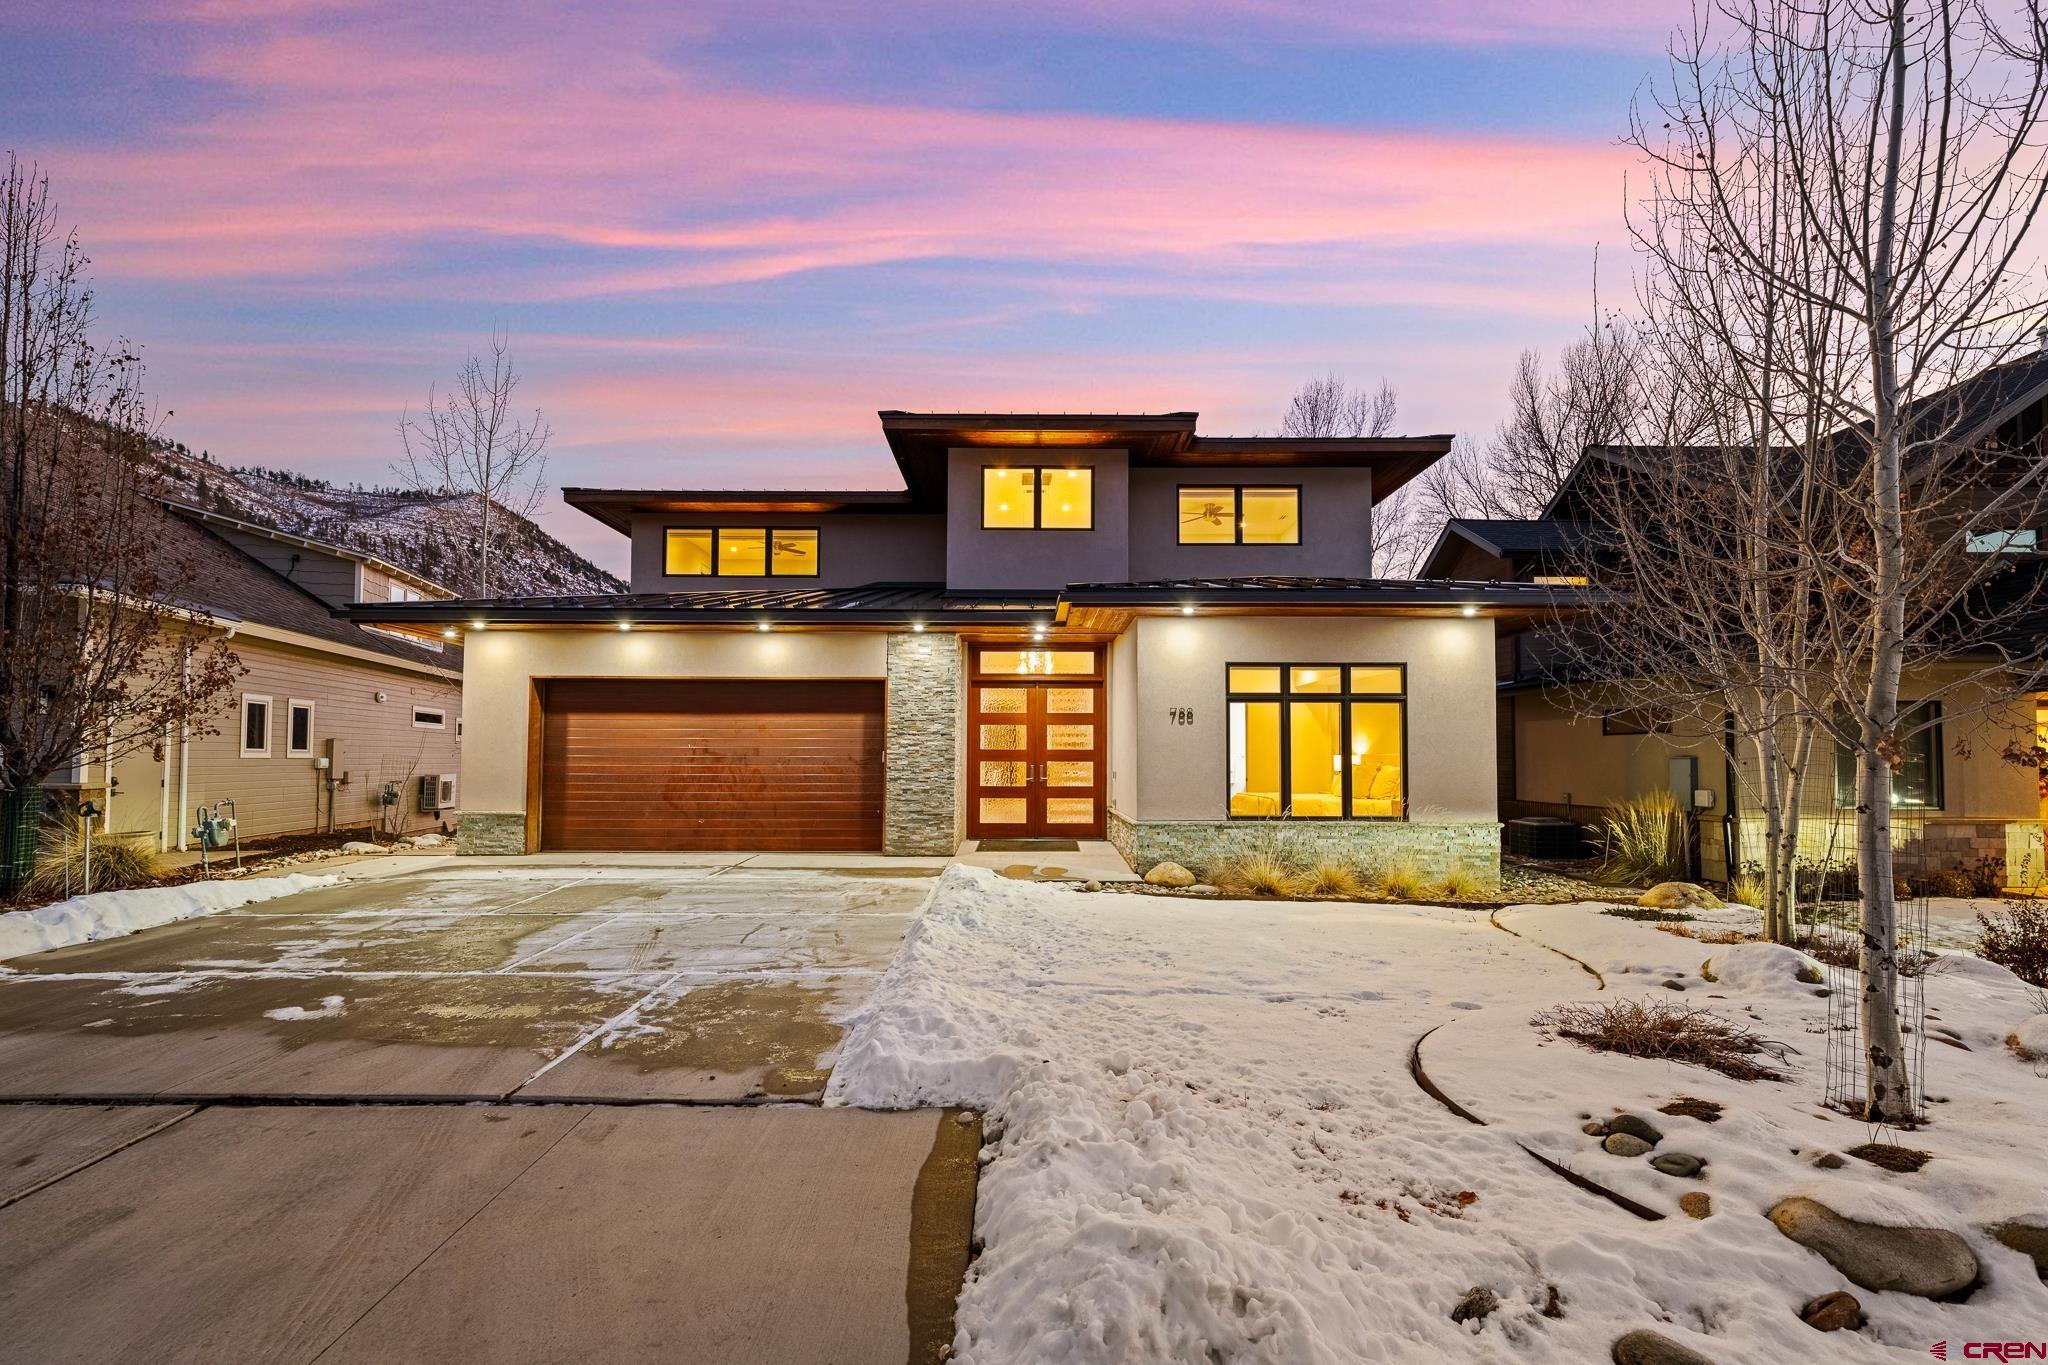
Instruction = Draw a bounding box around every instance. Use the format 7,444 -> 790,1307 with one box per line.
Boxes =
418,774 -> 457,812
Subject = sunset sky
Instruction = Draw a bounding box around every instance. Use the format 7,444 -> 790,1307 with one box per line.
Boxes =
4,0 -> 1687,574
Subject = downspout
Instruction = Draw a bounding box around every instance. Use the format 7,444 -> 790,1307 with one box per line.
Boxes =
1721,708 -> 1740,885
159,719 -> 171,851
176,639 -> 192,850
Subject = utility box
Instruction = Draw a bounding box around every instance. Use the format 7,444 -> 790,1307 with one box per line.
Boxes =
1668,756 -> 1701,812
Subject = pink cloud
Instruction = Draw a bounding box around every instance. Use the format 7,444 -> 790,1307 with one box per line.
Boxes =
37,10 -> 1630,304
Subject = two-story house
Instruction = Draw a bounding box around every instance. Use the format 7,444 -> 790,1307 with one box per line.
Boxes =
350,411 -> 1574,876
1422,352 -> 2048,889
70,503 -> 465,849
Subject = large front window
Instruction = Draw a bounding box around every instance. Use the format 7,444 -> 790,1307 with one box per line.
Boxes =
1834,702 -> 1943,809
1227,664 -> 1405,819
1178,486 -> 1300,544
664,527 -> 820,577
982,466 -> 1093,529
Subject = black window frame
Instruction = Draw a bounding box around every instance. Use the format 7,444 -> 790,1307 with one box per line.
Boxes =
980,466 -> 1095,531
661,526 -> 822,578
1833,701 -> 1944,811
1224,662 -> 1408,822
1176,484 -> 1303,546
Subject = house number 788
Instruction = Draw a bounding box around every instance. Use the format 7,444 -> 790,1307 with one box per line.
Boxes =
1166,707 -> 1195,726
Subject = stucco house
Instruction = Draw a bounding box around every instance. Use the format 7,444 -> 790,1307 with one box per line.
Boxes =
1422,353 -> 2048,889
64,503 -> 465,849
350,412 -> 1575,876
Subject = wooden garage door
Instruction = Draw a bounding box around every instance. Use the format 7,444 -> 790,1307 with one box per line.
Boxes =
540,679 -> 885,851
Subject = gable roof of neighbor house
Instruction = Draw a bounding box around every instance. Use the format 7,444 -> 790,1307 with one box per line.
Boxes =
564,410 -> 1457,532
155,507 -> 459,673
1417,518 -> 1597,579
162,500 -> 453,601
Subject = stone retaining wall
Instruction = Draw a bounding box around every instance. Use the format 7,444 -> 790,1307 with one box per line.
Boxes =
1109,809 -> 1501,881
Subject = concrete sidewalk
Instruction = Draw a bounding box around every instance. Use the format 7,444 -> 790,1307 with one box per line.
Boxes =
0,1102 -> 979,1365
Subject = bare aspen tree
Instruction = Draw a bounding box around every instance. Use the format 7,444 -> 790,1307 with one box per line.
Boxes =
1572,0 -> 2048,1121
1413,329 -> 1642,535
0,155 -> 241,889
394,331 -> 552,597
1279,373 -> 1415,572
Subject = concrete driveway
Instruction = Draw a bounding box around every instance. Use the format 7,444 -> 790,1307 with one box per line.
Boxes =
0,859 -> 936,1103
0,858 -> 973,1365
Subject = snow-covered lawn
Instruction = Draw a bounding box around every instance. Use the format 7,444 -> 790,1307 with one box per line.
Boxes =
829,867 -> 2048,1364
0,874 -> 339,963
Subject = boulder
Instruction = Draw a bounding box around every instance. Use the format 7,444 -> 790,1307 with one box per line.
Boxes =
1639,882 -> 1724,910
340,840 -> 384,854
1812,1153 -> 1846,1170
1606,1113 -> 1664,1145
1583,1121 -> 1610,1136
1143,861 -> 1196,888
1603,1132 -> 1654,1158
405,832 -> 448,847
1766,1197 -> 1979,1298
1989,1221 -> 2048,1282
1649,1152 -> 1705,1179
1612,1329 -> 1719,1364
1679,1192 -> 1713,1220
1799,1290 -> 1864,1332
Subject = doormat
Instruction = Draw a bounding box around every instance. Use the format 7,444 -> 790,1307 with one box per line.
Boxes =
975,838 -> 1081,853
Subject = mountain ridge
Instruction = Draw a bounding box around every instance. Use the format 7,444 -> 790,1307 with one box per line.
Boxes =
144,441 -> 625,599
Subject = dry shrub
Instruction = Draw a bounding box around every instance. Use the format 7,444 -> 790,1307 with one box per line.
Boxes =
1531,999 -> 1790,1082
1302,858 -> 1364,898
1220,850 -> 1299,898
25,816 -> 166,898
1846,1141 -> 1931,1173
1728,873 -> 1766,909
1913,867 -> 1978,899
1656,1096 -> 1724,1122
1376,856 -> 1429,901
1654,922 -> 1749,946
1596,790 -> 1688,887
1977,905 -> 2048,987
1438,863 -> 1497,900
2009,1031 -> 2047,1064
1604,905 -> 1695,923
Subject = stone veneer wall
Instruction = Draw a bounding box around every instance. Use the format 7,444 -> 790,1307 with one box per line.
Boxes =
885,632 -> 962,855
1108,808 -> 1500,881
458,811 -> 527,855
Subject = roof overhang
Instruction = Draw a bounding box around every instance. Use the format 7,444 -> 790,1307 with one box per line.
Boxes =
878,411 -> 1201,503
563,487 -> 923,534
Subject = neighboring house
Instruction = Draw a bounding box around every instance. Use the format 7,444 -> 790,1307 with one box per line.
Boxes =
1421,354 -> 2048,888
351,411 -> 1576,875
58,504 -> 465,848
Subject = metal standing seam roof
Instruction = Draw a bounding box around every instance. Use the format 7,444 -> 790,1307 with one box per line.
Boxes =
343,575 -> 1606,627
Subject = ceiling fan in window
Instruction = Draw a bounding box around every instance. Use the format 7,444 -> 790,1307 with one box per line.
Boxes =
1183,500 -> 1231,527
770,536 -> 809,556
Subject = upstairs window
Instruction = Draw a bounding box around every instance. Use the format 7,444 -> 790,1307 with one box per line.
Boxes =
286,700 -> 315,757
1966,528 -> 2037,554
1178,487 -> 1300,544
665,528 -> 820,577
983,467 -> 1093,530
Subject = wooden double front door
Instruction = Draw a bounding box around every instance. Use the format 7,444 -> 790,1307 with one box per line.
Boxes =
968,656 -> 1105,839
